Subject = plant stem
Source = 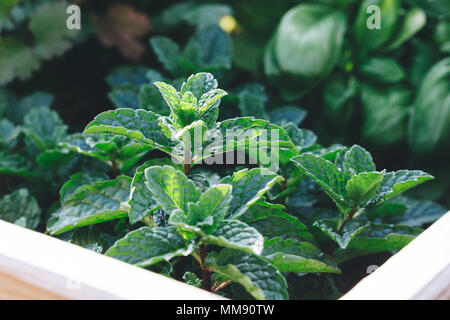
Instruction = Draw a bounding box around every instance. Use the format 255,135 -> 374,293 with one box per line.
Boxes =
111,160 -> 119,177
212,280 -> 233,293
199,244 -> 211,291
184,162 -> 190,176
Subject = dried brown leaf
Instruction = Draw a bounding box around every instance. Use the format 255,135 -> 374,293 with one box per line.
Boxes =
91,4 -> 151,60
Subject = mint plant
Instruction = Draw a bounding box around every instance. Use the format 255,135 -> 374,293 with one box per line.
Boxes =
41,72 -> 438,300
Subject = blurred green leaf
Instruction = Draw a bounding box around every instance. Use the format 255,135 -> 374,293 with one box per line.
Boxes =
409,58 -> 450,154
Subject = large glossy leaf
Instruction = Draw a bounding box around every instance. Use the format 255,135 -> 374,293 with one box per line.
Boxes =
409,58 -> 450,153
206,248 -> 289,300
0,189 -> 41,229
105,226 -> 194,267
221,168 -> 283,219
263,237 -> 340,274
274,4 -> 346,86
354,0 -> 400,52
47,176 -> 132,235
203,220 -> 264,255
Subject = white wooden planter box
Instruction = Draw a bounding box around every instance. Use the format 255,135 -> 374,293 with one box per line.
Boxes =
0,212 -> 449,300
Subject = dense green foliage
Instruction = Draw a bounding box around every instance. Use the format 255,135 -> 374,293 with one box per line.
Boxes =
0,0 -> 448,299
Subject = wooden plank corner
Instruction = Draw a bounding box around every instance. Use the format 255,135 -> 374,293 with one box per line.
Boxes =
0,220 -> 223,300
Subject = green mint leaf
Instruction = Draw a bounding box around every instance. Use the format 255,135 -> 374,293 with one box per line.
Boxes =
0,188 -> 41,229
3,91 -> 54,124
270,105 -> 307,126
23,106 -> 67,152
47,176 -> 131,235
291,153 -> 346,206
187,184 -> 232,228
345,172 -> 384,205
334,224 -> 422,263
144,165 -> 201,214
0,152 -> 40,180
180,73 -> 216,99
206,248 -> 289,300
150,37 -> 182,76
105,226 -> 194,267
169,184 -> 233,234
138,83 -> 169,115
201,117 -> 296,166
29,2 -> 79,59
368,170 -> 434,206
0,37 -> 41,85
263,237 -> 340,274
59,171 -> 110,204
108,85 -> 139,109
221,168 -> 284,219
60,133 -> 152,172
185,26 -> 232,70
237,83 -> 269,119
83,108 -> 174,154
203,220 -> 264,255
182,271 -> 202,288
153,81 -> 180,114
106,66 -> 150,87
343,145 -> 376,176
395,200 -> 447,227
129,162 -> 162,224
313,218 -> 370,249
241,201 -> 315,243
0,119 -> 21,148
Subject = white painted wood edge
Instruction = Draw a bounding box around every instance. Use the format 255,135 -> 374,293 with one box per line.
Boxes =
0,220 -> 224,300
341,211 -> 450,300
